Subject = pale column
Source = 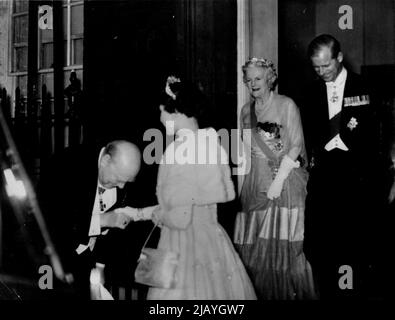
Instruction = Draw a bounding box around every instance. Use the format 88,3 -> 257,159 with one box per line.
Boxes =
237,0 -> 278,194
237,0 -> 250,194
250,0 -> 278,68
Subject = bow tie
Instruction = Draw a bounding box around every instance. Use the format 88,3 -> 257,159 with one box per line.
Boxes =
98,187 -> 106,211
98,186 -> 106,195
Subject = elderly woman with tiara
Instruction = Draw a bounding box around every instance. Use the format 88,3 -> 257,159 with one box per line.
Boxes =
233,58 -> 317,299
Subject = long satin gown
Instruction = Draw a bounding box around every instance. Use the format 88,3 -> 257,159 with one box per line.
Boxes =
234,92 -> 317,300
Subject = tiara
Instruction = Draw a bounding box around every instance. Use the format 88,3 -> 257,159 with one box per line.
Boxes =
165,75 -> 181,100
246,57 -> 276,69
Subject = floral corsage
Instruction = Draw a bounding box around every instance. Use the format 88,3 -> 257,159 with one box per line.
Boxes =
347,117 -> 358,131
256,121 -> 284,152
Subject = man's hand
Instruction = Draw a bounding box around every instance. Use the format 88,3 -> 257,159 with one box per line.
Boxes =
114,205 -> 160,221
100,210 -> 131,229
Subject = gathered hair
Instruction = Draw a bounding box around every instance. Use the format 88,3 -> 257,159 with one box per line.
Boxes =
159,78 -> 209,126
242,57 -> 278,90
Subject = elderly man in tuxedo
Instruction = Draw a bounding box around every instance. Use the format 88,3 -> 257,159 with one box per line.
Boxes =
302,34 -> 386,299
40,140 -> 141,299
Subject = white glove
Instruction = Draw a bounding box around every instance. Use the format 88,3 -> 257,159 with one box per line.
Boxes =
267,155 -> 299,200
114,206 -> 139,220
114,205 -> 159,221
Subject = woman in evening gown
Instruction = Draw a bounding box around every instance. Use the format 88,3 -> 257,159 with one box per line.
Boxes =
233,58 -> 317,299
119,77 -> 256,300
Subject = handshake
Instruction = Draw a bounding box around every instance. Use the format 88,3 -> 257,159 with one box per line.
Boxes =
100,205 -> 161,229
114,205 -> 161,223
114,206 -> 145,221
99,207 -> 147,230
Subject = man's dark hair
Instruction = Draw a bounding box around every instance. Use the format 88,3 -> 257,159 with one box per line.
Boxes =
308,34 -> 341,59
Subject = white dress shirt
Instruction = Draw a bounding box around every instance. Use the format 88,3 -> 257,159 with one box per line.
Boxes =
88,182 -> 117,236
76,148 -> 117,255
324,67 -> 349,151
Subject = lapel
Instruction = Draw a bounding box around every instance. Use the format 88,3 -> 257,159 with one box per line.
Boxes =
87,166 -> 99,211
315,81 -> 331,141
318,81 -> 330,121
76,150 -> 101,233
337,72 -> 368,146
339,73 -> 352,135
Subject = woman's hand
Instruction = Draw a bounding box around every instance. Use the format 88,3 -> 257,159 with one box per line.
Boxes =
114,206 -> 140,221
267,177 -> 285,199
267,155 -> 299,199
115,205 -> 161,222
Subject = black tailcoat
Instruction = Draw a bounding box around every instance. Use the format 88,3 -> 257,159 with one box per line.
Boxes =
39,143 -> 155,298
302,70 -> 383,298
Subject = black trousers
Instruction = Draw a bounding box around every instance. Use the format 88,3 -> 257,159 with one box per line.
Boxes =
304,161 -> 382,300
